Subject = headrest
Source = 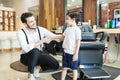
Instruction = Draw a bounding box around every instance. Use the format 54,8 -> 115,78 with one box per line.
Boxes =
81,32 -> 96,41
80,42 -> 105,49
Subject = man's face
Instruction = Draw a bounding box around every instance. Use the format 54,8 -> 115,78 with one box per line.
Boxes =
25,16 -> 37,29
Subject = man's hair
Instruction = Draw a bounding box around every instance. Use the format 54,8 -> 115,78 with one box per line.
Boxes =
21,12 -> 33,23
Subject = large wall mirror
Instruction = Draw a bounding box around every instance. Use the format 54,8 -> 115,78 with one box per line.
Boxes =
66,0 -> 120,28
66,0 -> 83,22
98,0 -> 120,28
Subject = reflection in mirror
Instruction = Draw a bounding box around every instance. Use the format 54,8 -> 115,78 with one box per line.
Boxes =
98,0 -> 120,28
114,9 -> 120,18
67,0 -> 83,22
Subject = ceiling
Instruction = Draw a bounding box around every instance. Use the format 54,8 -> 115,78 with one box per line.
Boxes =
0,0 -> 120,10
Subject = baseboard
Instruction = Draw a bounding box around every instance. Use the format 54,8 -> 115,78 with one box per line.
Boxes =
0,48 -> 22,52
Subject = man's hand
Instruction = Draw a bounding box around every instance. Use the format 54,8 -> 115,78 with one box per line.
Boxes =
43,37 -> 53,44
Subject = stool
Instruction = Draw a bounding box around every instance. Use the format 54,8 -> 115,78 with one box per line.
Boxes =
10,61 -> 28,72
10,60 -> 62,73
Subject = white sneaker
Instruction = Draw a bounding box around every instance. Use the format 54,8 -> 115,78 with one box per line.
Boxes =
28,75 -> 36,80
33,68 -> 40,78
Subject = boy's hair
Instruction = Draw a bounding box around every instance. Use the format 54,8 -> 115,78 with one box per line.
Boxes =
21,12 -> 33,23
66,12 -> 80,24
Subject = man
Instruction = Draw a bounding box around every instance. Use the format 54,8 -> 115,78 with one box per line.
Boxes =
17,12 -> 59,80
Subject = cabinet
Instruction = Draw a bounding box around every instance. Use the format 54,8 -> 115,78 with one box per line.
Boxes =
0,7 -> 16,31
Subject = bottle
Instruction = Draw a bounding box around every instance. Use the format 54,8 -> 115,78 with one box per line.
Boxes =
111,18 -> 115,28
107,20 -> 110,29
105,22 -> 107,29
115,18 -> 118,28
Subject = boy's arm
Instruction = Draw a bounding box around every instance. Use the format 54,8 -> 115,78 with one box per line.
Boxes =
73,39 -> 80,61
75,39 -> 80,54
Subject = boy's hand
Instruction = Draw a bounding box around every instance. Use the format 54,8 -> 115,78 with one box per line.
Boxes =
73,54 -> 78,61
43,37 -> 53,44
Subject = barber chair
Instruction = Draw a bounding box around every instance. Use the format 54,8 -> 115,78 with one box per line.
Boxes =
79,28 -> 111,80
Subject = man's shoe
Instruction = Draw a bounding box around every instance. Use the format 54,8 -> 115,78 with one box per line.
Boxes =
28,75 -> 36,80
33,68 -> 40,78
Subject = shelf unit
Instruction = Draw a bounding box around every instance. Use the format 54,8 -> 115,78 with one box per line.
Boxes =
0,7 -> 16,31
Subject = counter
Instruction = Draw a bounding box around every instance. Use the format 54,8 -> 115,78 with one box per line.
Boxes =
0,31 -> 21,52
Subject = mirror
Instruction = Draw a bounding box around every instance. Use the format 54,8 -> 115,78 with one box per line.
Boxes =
67,0 -> 83,22
98,0 -> 120,28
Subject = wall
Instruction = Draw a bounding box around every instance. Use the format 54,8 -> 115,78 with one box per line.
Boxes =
83,0 -> 97,26
2,0 -> 39,30
39,0 -> 65,30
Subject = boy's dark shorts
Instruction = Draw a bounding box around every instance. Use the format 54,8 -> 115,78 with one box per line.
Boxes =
62,53 -> 80,70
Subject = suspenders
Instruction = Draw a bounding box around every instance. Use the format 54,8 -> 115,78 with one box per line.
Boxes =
21,29 -> 29,44
21,27 -> 41,48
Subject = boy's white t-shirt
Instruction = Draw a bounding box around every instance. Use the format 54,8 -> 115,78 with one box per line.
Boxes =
62,26 -> 81,55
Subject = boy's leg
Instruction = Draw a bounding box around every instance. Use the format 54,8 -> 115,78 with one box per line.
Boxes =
61,68 -> 68,80
73,70 -> 78,80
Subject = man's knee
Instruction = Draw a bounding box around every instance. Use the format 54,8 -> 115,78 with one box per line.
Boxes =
30,48 -> 41,56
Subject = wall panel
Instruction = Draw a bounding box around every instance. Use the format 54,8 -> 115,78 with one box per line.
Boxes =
83,0 -> 97,26
39,0 -> 64,30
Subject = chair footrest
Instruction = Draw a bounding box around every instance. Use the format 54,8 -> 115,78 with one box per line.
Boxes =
81,68 -> 111,79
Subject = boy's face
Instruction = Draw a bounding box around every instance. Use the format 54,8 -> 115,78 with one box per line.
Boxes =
65,15 -> 74,26
25,16 -> 37,29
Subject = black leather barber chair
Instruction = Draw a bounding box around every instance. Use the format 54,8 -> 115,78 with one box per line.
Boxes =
79,26 -> 111,80
79,24 -> 107,42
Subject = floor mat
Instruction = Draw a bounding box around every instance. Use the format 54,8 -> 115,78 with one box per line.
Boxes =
52,65 -> 120,80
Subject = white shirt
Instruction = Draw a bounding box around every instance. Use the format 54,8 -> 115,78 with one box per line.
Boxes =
17,26 -> 55,54
62,26 -> 81,55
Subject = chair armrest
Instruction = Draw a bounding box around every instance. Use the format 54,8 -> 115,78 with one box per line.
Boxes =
95,31 -> 107,41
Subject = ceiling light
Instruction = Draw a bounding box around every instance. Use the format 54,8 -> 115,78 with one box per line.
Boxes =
72,0 -> 75,2
67,4 -> 71,7
76,6 -> 79,8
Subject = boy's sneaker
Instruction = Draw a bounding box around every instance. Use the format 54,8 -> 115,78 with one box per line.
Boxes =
33,68 -> 40,78
28,75 -> 36,80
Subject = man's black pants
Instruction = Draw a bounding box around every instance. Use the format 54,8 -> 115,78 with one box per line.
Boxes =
20,48 -> 59,73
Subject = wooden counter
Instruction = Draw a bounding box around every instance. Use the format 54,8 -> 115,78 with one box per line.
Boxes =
51,29 -> 120,34
93,29 -> 120,34
51,30 -> 62,34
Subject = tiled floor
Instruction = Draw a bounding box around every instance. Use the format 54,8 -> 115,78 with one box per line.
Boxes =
0,51 -> 120,80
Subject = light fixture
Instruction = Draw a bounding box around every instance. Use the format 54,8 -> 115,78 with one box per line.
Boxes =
72,0 -> 75,2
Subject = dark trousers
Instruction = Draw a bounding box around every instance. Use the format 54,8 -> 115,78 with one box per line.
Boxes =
20,48 -> 59,73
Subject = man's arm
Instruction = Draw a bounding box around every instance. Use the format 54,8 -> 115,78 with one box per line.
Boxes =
51,35 -> 64,41
34,37 -> 52,48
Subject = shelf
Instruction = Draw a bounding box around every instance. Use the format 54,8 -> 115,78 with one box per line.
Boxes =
0,10 -> 16,31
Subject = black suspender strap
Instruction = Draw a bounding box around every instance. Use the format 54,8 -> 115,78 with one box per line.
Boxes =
21,29 -> 29,44
37,27 -> 42,48
21,27 -> 41,48
37,27 -> 41,40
